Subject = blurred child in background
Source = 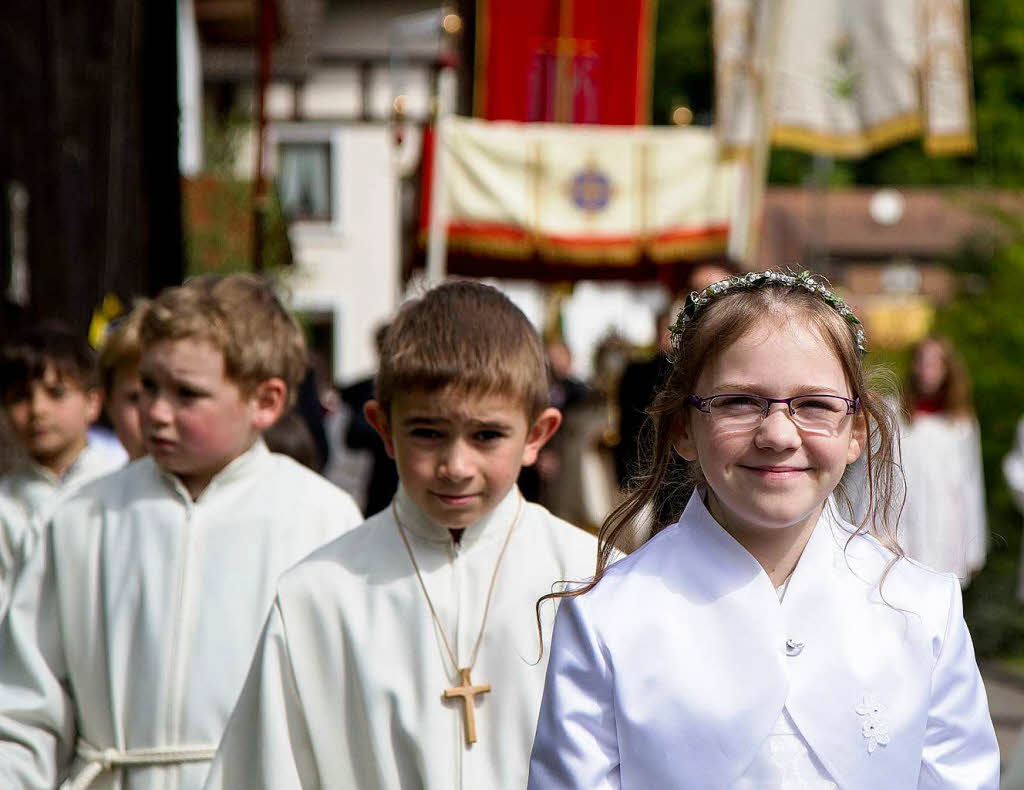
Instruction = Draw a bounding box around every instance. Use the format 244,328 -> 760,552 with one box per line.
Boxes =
0,323 -> 121,526
97,301 -> 149,461
899,335 -> 987,582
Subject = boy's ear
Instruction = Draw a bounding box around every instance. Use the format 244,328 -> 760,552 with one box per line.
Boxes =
671,412 -> 698,462
520,407 -> 562,467
363,399 -> 396,458
846,411 -> 868,464
84,389 -> 103,425
250,378 -> 288,432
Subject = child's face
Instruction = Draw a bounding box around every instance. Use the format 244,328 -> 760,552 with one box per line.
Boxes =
138,338 -> 284,498
365,388 -> 560,528
107,364 -> 145,461
4,365 -> 101,473
912,340 -> 947,396
674,318 -> 864,540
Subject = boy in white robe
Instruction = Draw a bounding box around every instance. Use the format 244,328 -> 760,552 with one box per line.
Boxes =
0,275 -> 362,790
205,281 -> 598,790
0,324 -> 123,537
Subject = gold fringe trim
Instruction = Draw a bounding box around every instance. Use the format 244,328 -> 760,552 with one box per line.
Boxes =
924,132 -> 976,156
448,231 -> 728,265
648,235 -> 728,262
535,238 -> 642,266
448,234 -> 535,260
770,112 -> 924,158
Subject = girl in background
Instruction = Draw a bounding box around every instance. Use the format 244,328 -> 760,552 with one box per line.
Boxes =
899,335 -> 987,581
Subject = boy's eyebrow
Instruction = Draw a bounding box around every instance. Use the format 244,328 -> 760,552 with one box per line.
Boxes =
401,415 -> 449,426
401,415 -> 515,430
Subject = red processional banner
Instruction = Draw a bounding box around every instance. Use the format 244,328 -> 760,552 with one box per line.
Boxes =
474,0 -> 655,125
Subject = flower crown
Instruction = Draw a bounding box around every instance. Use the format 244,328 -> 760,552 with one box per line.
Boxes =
669,269 -> 867,355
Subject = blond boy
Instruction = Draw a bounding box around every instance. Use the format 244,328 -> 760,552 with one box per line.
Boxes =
205,281 -> 598,790
0,275 -> 362,790
97,301 -> 149,461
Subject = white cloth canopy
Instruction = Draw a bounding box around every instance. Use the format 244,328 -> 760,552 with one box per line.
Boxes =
440,117 -> 739,263
714,0 -> 975,157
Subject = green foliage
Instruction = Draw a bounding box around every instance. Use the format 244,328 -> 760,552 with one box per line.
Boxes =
183,178 -> 292,278
651,0 -> 713,124
932,223 -> 1024,656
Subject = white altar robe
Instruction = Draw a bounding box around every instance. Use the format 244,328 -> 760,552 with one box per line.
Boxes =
900,414 -> 987,579
529,490 -> 999,790
0,439 -> 362,790
0,441 -> 124,618
204,484 -> 598,790
0,496 -> 32,620
0,440 -> 123,532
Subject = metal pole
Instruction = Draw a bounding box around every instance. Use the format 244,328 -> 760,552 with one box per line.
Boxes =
252,0 -> 275,273
425,59 -> 456,287
741,0 -> 786,269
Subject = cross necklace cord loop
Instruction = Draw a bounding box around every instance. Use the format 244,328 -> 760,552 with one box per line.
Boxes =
392,494 -> 523,745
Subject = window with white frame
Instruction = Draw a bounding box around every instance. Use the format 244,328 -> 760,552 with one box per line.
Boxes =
277,141 -> 333,222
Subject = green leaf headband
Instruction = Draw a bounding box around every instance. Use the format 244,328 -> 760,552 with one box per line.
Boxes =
670,270 -> 867,355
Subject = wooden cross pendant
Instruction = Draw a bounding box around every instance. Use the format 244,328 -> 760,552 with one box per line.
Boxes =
444,667 -> 491,745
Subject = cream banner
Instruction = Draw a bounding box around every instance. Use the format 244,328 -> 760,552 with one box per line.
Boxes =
714,0 -> 975,158
440,117 -> 739,265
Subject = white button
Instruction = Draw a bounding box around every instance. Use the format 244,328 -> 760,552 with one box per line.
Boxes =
785,638 -> 805,656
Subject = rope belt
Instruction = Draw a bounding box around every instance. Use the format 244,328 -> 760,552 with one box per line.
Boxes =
64,739 -> 218,790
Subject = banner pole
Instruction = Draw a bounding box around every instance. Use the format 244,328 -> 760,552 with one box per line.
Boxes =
741,0 -> 785,269
426,61 -> 456,287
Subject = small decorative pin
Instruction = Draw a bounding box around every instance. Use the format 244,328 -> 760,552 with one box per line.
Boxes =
855,694 -> 891,753
784,638 -> 805,656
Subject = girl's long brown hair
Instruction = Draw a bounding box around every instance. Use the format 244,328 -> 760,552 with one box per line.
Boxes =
536,279 -> 906,642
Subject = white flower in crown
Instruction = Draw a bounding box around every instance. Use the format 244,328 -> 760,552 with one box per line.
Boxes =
855,694 -> 891,754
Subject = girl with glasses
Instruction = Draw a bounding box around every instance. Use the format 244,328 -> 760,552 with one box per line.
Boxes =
529,271 -> 998,789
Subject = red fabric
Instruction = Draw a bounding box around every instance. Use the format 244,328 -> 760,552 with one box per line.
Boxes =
914,396 -> 946,414
475,0 -> 652,125
417,125 -> 435,235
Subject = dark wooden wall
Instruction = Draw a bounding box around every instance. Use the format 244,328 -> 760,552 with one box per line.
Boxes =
0,0 -> 184,334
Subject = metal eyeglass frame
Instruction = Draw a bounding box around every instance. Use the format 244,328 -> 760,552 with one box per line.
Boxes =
685,393 -> 860,423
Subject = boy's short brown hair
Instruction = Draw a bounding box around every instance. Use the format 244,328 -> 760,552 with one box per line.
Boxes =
0,323 -> 98,402
376,281 -> 549,420
140,274 -> 307,400
97,300 -> 149,394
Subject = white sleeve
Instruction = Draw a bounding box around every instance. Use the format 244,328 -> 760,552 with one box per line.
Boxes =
204,600 -> 318,790
917,575 -> 999,789
528,595 -> 620,790
0,523 -> 76,789
1004,418 -> 1024,514
960,419 -> 988,573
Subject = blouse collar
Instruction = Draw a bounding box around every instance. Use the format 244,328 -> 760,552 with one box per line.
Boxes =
676,488 -> 844,608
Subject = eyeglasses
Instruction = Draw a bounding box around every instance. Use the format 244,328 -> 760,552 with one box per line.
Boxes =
686,393 -> 859,436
